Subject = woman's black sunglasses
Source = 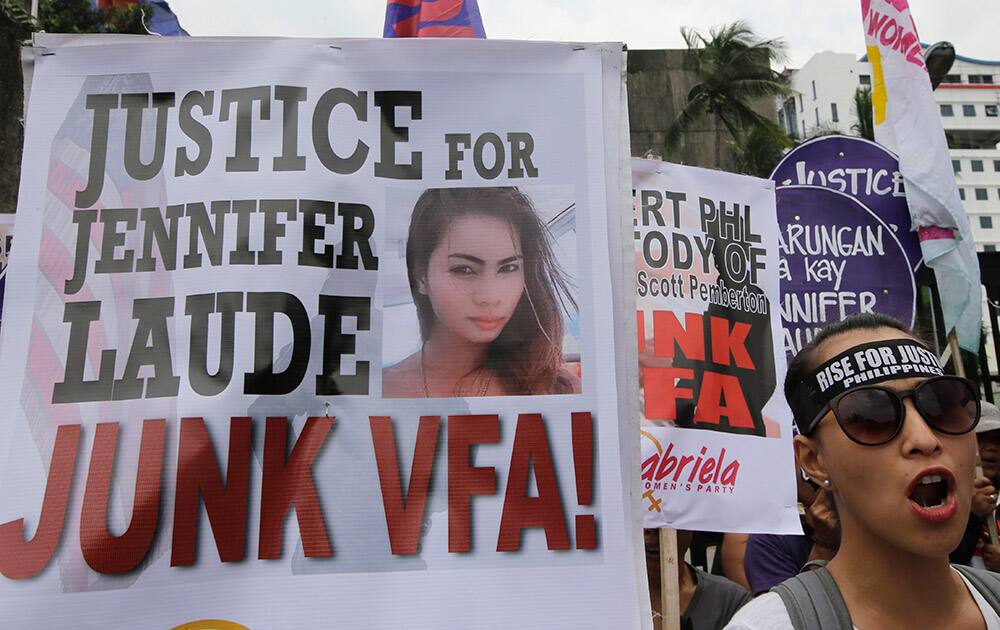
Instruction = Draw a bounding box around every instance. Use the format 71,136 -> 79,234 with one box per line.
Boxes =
815,375 -> 981,446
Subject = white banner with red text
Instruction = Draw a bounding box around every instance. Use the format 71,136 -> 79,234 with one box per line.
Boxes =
633,159 -> 800,534
0,35 -> 647,629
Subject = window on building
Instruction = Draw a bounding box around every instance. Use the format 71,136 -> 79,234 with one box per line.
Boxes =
802,121 -> 806,137
963,104 -> 977,117
982,216 -> 994,229
986,244 -> 998,252
812,80 -> 817,100
987,105 -> 999,118
976,188 -> 988,201
969,74 -> 996,84
799,95 -> 804,113
994,160 -> 1000,172
815,108 -> 820,126
860,74 -> 871,86
953,160 -> 962,172
973,160 -> 985,172
940,104 -> 955,117
778,110 -> 785,128
944,74 -> 962,83
831,103 -> 839,123
959,188 -> 966,200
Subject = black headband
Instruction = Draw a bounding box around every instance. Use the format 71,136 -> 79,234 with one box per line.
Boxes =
789,339 -> 944,435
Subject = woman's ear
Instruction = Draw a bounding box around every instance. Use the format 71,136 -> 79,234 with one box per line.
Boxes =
795,434 -> 830,489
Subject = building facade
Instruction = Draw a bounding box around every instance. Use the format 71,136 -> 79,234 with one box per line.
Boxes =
777,49 -> 1000,253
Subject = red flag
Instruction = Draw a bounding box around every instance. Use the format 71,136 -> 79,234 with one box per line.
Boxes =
384,0 -> 486,38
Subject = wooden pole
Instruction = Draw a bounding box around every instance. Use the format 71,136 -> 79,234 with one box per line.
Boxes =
658,529 -> 681,630
987,499 -> 999,547
959,328 -> 998,544
949,329 -> 966,378
976,454 -> 1000,546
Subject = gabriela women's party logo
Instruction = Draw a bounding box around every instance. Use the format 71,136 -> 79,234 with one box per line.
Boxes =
640,431 -> 741,511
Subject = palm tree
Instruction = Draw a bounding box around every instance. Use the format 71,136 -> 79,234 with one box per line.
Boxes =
666,21 -> 794,169
0,1 -> 32,214
852,87 -> 875,141
732,125 -> 790,178
0,0 -> 32,28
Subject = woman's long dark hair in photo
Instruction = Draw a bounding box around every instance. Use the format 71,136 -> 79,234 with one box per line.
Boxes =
406,186 -> 577,395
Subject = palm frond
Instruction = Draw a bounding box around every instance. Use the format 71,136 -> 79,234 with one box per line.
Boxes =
851,87 -> 875,141
665,95 -> 709,152
726,78 -> 793,99
729,101 -> 794,148
0,0 -> 37,31
732,124 -> 792,177
717,112 -> 743,146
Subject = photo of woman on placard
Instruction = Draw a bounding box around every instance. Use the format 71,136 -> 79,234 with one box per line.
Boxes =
382,186 -> 580,398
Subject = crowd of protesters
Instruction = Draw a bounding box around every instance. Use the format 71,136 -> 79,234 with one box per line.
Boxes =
645,313 -> 1000,630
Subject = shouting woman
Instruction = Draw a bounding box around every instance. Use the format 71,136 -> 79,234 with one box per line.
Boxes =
727,313 -> 998,630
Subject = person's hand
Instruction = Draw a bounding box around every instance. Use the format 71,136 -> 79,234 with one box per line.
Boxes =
972,476 -> 998,520
638,341 -> 672,380
984,544 -> 1000,572
804,488 -> 840,550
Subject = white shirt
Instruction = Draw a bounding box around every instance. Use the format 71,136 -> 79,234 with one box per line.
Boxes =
725,572 -> 1000,630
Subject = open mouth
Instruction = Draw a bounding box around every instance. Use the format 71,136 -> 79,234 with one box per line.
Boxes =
909,475 -> 948,509
907,469 -> 957,522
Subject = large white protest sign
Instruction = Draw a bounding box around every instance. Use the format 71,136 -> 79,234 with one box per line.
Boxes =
0,35 -> 647,629
633,159 -> 800,534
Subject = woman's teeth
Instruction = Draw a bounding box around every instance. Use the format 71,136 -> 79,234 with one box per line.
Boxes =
910,475 -> 948,509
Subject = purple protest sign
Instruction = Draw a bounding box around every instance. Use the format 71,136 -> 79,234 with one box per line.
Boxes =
771,136 -> 921,272
771,137 -> 919,356
775,186 -> 916,356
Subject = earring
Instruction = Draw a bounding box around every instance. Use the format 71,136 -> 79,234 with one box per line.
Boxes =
823,479 -> 831,487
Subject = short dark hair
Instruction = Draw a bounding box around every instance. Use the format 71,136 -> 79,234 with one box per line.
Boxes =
784,313 -> 928,428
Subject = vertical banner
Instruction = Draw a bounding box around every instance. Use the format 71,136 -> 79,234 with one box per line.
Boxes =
0,35 -> 646,629
633,159 -> 799,534
861,0 -> 981,351
770,136 -> 919,356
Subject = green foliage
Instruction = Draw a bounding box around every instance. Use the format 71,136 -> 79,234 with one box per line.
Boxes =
39,0 -> 101,32
38,0 -> 147,34
852,87 -> 875,141
0,0 -> 37,36
732,124 -> 790,178
667,20 -> 794,168
0,0 -> 148,35
101,4 -> 147,33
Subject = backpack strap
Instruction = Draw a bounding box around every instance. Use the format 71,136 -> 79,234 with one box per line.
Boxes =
954,564 -> 1000,616
771,567 -> 853,630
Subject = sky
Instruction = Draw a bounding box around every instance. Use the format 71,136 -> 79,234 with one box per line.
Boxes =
166,0 -> 999,69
